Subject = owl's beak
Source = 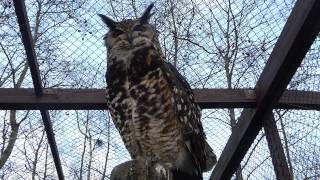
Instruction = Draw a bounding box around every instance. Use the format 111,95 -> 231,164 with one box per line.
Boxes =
127,33 -> 134,46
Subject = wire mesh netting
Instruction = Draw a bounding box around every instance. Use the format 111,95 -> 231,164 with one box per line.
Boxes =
238,36 -> 320,180
1,0 -> 320,179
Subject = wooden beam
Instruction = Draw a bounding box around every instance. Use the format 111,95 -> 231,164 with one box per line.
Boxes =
278,90 -> 320,110
210,0 -> 320,179
193,89 -> 256,109
0,88 -> 319,110
0,88 -> 108,110
13,1 -> 64,179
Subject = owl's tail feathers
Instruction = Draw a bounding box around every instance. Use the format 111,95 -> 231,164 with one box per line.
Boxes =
203,141 -> 217,172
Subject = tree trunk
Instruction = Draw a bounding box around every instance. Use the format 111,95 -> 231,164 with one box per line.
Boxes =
0,111 -> 20,169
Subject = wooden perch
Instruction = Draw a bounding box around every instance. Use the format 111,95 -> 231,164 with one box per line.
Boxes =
111,160 -> 204,180
110,160 -> 167,180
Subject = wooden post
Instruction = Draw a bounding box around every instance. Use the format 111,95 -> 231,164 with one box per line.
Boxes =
263,112 -> 293,180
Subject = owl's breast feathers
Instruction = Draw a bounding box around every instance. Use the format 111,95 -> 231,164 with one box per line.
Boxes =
106,46 -> 216,174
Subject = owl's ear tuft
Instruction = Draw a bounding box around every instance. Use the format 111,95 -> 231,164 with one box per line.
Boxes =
98,14 -> 116,29
140,3 -> 154,24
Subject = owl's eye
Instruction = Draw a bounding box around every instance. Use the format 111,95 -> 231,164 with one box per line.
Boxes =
112,29 -> 124,36
133,25 -> 146,32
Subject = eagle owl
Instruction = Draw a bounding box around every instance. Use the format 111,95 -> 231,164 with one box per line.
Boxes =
99,3 -> 216,179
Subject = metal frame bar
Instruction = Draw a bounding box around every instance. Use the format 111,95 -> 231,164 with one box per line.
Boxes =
210,0 -> 320,179
13,1 -> 64,179
0,88 -> 320,110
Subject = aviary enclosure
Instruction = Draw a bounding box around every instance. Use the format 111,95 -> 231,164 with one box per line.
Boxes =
0,0 -> 319,179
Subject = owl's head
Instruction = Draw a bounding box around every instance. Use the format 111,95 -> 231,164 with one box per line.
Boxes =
99,4 -> 158,52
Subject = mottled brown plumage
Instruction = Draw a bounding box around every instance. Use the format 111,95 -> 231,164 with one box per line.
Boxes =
99,3 -> 216,179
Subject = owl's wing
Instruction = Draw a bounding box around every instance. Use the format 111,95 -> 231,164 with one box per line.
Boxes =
106,89 -> 138,159
160,61 -> 208,171
161,62 -> 204,134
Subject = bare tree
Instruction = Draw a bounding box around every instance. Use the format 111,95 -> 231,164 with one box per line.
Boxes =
20,123 -> 47,180
1,0 -> 317,180
0,0 -> 85,177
